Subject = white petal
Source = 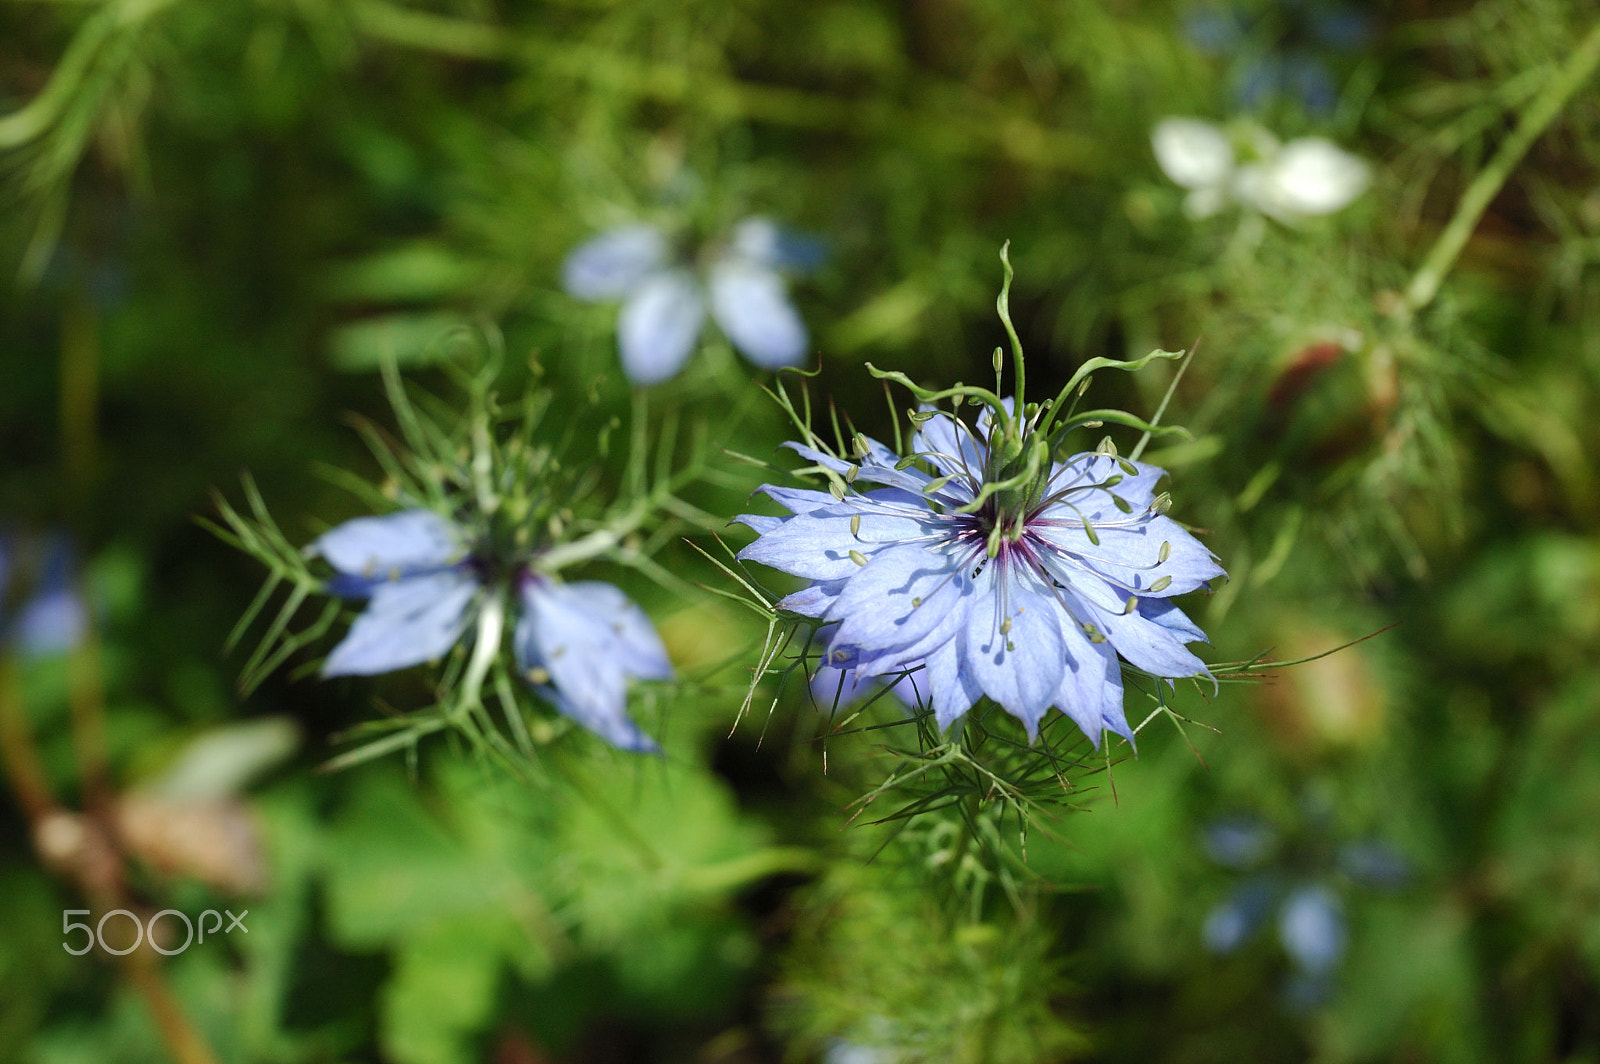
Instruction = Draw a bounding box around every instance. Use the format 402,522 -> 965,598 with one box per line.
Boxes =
618,270 -> 705,385
1152,117 -> 1236,191
1242,139 -> 1369,220
708,261 -> 809,370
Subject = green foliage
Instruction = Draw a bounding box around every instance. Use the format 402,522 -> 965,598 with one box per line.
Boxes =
6,0 -> 1600,1059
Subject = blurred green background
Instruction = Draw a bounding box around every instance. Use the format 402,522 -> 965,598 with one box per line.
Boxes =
4,0 -> 1600,1060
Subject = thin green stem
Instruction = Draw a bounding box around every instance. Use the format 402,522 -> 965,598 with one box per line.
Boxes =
1403,20 -> 1600,315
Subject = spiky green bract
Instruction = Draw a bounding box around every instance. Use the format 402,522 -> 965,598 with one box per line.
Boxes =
210,340 -> 720,770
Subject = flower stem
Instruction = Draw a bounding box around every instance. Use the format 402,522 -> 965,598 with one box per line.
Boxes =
1402,20 -> 1600,315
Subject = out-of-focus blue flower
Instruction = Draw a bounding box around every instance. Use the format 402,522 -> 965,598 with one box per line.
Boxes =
1201,809 -> 1409,1004
735,403 -> 1223,747
1203,815 -> 1278,867
1279,883 -> 1345,973
0,534 -> 88,658
314,509 -> 670,751
563,217 -> 822,385
1184,0 -> 1375,115
1202,876 -> 1277,952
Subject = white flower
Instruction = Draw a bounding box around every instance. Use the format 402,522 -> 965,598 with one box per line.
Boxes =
1151,117 -> 1369,223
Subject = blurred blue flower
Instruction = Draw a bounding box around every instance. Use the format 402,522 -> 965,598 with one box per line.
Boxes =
1200,811 -> 1409,1006
0,533 -> 88,658
563,217 -> 822,385
1185,0 -> 1375,115
736,404 -> 1222,747
315,509 -> 670,751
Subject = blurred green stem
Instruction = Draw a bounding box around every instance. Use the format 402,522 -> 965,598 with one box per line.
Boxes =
1403,20 -> 1600,315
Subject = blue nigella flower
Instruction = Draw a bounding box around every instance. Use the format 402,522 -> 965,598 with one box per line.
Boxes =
735,402 -> 1224,748
563,216 -> 823,385
313,508 -> 671,751
0,532 -> 88,658
1200,813 -> 1409,1007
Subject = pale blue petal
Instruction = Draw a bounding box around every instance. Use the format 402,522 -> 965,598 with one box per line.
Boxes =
315,510 -> 462,577
926,639 -> 981,731
562,225 -> 669,300
960,576 -> 1066,737
776,582 -> 844,617
618,270 -> 705,385
16,588 -> 87,657
1279,884 -> 1346,974
1044,453 -> 1167,512
1053,575 -> 1210,678
1052,619 -> 1123,747
708,261 -> 809,370
1136,598 -> 1208,643
826,544 -> 972,670
1030,508 -> 1223,597
733,514 -> 783,535
781,441 -> 938,496
912,408 -> 987,480
562,581 -> 673,681
540,686 -> 659,753
736,506 -> 932,581
755,484 -> 839,515
322,571 -> 477,676
515,579 -> 662,751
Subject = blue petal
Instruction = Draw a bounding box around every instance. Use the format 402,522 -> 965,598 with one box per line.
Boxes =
755,484 -> 840,515
515,579 -> 664,751
15,588 -> 87,657
561,581 -> 673,681
826,544 -> 973,674
729,216 -> 827,272
736,505 -> 933,581
960,576 -> 1066,737
1136,597 -> 1208,643
539,685 -> 659,753
1053,619 -> 1124,748
732,514 -> 783,535
13,538 -> 86,657
708,261 -> 809,370
911,408 -> 988,480
618,270 -> 705,385
561,225 -> 668,300
315,510 -> 462,577
1044,453 -> 1167,511
1279,884 -> 1346,974
926,639 -> 982,731
781,441 -> 943,497
776,581 -> 845,618
322,571 -> 478,676
1203,879 -> 1277,953
1055,574 -> 1210,678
